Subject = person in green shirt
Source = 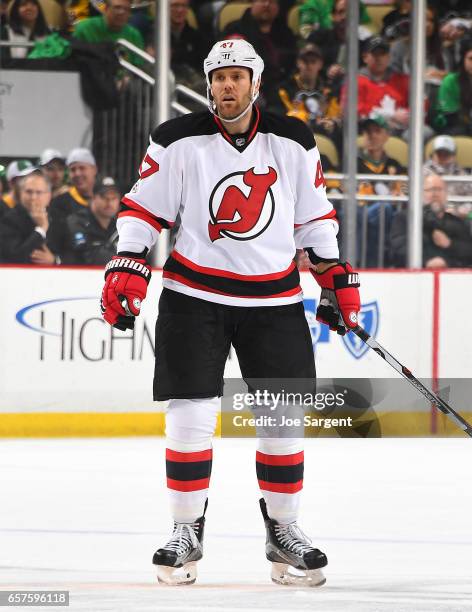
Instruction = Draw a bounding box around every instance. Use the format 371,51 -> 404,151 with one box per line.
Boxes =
435,38 -> 472,135
73,0 -> 145,67
299,0 -> 370,40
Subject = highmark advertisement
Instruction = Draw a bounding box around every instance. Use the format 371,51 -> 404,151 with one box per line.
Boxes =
1,267 -> 469,436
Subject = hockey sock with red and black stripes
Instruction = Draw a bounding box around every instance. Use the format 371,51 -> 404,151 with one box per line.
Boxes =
164,397 -> 219,523
166,445 -> 213,523
256,438 -> 304,524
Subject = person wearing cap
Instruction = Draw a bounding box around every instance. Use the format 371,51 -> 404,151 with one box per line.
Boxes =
61,177 -> 120,264
0,172 -> 56,264
39,149 -> 68,199
1,160 -> 35,211
423,134 -> 472,205
48,147 -> 98,260
273,43 -> 341,146
356,115 -> 406,267
100,38 -> 361,587
342,35 -> 410,133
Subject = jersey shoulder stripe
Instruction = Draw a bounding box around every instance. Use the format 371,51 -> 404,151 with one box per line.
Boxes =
150,111 -> 218,148
258,111 -> 316,151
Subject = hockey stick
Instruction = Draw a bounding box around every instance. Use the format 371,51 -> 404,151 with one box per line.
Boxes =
352,325 -> 472,437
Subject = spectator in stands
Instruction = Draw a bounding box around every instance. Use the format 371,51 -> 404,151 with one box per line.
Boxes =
424,135 -> 472,202
345,35 -> 418,137
0,172 -> 57,264
356,115 -> 406,267
272,43 -> 341,146
435,37 -> 472,135
72,0 -> 145,66
48,147 -> 97,260
382,0 -> 411,38
299,0 -> 370,41
390,174 -> 472,268
438,13 -> 472,72
39,149 -> 68,199
307,0 -> 370,94
62,176 -> 119,264
389,7 -> 447,84
223,0 -> 297,100
170,0 -> 207,92
0,0 -> 50,60
429,0 -> 472,21
1,160 -> 35,211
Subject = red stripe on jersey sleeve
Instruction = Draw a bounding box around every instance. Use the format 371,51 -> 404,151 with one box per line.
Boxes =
121,196 -> 174,226
257,479 -> 304,493
256,450 -> 304,466
166,448 -> 213,463
171,250 -> 296,281
294,209 -> 338,228
167,477 -> 211,492
118,209 -> 164,232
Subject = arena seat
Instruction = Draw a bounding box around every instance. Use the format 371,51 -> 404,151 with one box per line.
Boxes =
314,133 -> 339,168
357,134 -> 409,167
364,4 -> 394,35
424,136 -> 472,168
38,0 -> 67,30
218,2 -> 250,33
287,5 -> 299,35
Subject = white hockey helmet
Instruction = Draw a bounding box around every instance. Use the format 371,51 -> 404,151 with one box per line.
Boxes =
203,39 -> 264,120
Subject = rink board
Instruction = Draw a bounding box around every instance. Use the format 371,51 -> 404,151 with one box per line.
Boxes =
1,266 -> 471,436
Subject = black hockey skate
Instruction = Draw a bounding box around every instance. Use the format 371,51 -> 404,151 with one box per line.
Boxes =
259,498 -> 327,587
153,501 -> 207,585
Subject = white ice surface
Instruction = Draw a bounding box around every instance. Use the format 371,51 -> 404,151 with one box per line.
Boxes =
0,437 -> 471,611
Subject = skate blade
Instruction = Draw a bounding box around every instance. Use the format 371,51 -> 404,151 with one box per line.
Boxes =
271,562 -> 326,588
156,561 -> 197,586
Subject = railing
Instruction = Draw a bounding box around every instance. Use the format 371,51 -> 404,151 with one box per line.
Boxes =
323,173 -> 472,268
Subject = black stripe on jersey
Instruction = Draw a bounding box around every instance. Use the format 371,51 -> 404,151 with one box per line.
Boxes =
163,253 -> 301,297
166,458 -> 213,482
150,108 -> 315,152
256,461 -> 305,484
257,111 -> 315,152
119,202 -> 172,229
151,111 -> 218,148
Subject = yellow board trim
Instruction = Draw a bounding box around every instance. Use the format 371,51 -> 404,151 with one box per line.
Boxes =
0,412 -> 470,438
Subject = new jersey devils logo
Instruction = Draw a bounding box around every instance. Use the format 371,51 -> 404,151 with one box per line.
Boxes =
208,167 -> 277,242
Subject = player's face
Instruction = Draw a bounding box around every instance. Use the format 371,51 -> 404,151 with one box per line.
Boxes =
211,67 -> 254,120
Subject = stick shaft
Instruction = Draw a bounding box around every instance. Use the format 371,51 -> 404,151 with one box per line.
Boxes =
353,326 -> 472,437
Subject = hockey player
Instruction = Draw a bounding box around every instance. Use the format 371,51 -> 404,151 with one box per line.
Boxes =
100,39 -> 361,587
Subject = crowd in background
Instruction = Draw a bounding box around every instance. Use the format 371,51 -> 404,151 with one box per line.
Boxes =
1,0 -> 472,268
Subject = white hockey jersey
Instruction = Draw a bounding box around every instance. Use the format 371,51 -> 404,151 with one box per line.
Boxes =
117,107 -> 339,307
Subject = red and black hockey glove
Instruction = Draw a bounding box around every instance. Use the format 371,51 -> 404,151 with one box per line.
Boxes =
100,252 -> 151,331
311,262 -> 360,335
